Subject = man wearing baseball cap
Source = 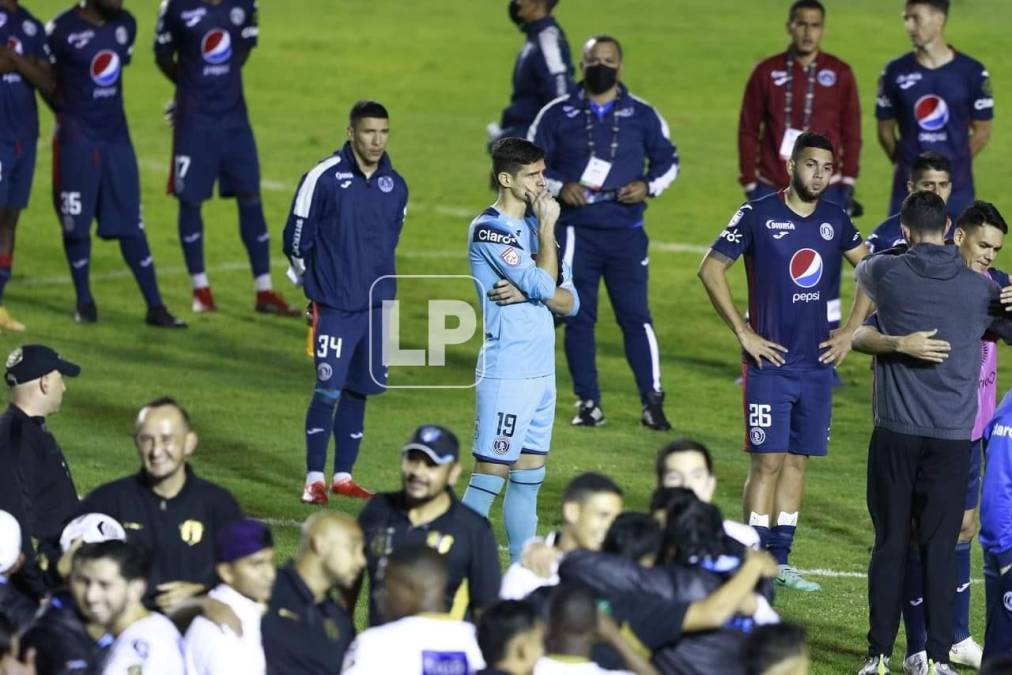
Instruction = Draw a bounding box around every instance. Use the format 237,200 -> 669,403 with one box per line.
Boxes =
356,424 -> 501,626
0,344 -> 81,598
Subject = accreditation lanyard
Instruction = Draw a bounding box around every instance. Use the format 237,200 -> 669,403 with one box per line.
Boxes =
584,101 -> 621,162
783,52 -> 818,131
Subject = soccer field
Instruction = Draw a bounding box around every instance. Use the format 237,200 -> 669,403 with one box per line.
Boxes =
12,1 -> 1012,671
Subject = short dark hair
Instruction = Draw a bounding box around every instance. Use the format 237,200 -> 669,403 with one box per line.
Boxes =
743,623 -> 808,675
956,200 -> 1009,235
602,512 -> 661,563
900,191 -> 948,236
586,34 -> 623,61
490,137 -> 545,186
909,151 -> 952,181
562,472 -> 623,505
73,540 -> 149,582
655,438 -> 714,483
906,0 -> 949,15
790,131 -> 835,161
477,600 -> 539,666
349,100 -> 389,127
386,544 -> 448,586
142,396 -> 191,428
649,486 -> 683,514
788,0 -> 825,22
546,584 -> 597,640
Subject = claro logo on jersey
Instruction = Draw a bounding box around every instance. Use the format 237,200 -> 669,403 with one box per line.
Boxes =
915,95 -> 949,142
789,248 -> 823,303
89,50 -> 120,94
201,29 -> 232,76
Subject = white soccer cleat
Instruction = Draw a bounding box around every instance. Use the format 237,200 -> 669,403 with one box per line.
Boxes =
902,651 -> 927,675
948,636 -> 982,669
857,654 -> 890,675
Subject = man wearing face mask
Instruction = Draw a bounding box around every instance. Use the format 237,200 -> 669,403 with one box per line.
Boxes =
489,0 -> 574,145
528,34 -> 679,431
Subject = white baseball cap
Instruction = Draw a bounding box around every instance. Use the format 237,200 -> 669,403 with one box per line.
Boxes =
59,513 -> 127,553
0,510 -> 22,575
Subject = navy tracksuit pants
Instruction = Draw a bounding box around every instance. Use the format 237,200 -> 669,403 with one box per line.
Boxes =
557,224 -> 661,405
983,552 -> 1012,664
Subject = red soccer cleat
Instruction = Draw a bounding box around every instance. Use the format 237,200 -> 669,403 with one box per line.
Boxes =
301,481 -> 328,505
330,477 -> 375,500
255,290 -> 301,317
192,287 -> 217,313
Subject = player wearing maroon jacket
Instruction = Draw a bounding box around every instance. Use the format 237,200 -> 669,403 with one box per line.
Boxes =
738,0 -> 861,212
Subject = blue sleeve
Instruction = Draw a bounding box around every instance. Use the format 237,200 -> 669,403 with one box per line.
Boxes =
282,172 -> 325,258
532,25 -> 572,104
559,258 -> 579,317
839,213 -> 863,251
44,18 -> 61,66
972,61 -> 994,121
875,65 -> 897,121
123,12 -> 137,65
25,19 -> 47,61
866,232 -> 879,254
154,0 -> 177,55
981,424 -> 1012,568
240,0 -> 259,50
470,223 -> 555,301
642,104 -> 679,197
709,204 -> 754,262
527,104 -> 566,196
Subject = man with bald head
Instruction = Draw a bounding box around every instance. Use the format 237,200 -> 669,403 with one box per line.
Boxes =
262,511 -> 366,674
79,397 -> 242,612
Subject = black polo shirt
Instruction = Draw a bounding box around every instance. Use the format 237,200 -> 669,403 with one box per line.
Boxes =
78,464 -> 242,601
0,404 -> 80,595
262,562 -> 354,675
358,490 -> 502,626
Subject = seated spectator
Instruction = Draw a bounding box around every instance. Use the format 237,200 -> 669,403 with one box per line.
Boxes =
653,439 -> 760,549
501,473 -> 623,600
358,425 -> 500,625
342,545 -> 486,673
0,510 -> 37,631
79,398 -> 243,612
69,540 -> 185,674
742,623 -> 810,675
19,513 -> 127,675
262,511 -> 365,675
477,600 -> 545,675
185,519 -> 276,675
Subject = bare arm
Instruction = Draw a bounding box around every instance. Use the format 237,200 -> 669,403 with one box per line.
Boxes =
877,119 -> 898,163
544,287 -> 574,315
970,119 -> 992,158
853,325 -> 951,362
819,244 -> 874,366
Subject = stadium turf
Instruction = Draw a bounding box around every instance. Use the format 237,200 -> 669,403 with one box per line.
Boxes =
14,1 -> 1011,671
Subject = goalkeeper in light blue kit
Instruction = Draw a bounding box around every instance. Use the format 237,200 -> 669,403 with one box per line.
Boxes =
462,137 -> 579,561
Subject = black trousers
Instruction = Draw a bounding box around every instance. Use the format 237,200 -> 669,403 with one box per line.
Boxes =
866,427 -> 968,662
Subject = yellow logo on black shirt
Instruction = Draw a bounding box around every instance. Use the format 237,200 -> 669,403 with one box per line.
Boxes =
179,520 -> 205,546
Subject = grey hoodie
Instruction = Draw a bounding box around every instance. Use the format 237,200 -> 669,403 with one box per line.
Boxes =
856,244 -> 1012,440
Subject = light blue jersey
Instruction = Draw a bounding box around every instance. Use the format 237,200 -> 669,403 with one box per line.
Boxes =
468,205 -> 578,380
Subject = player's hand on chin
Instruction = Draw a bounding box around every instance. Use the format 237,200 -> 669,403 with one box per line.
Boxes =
738,326 -> 787,368
819,328 -> 854,366
488,279 -> 526,306
531,190 -> 560,227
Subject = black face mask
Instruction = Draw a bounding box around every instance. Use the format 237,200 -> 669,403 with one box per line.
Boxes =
584,64 -> 618,95
508,0 -> 524,27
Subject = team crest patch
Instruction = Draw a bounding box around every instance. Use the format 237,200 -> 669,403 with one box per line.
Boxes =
5,348 -> 22,369
23,20 -> 37,36
115,26 -> 128,45
377,176 -> 394,193
1005,591 -> 1012,612
500,247 -> 520,266
820,222 -> 834,241
492,436 -> 511,455
749,427 -> 766,445
317,363 -> 333,381
817,69 -> 836,87
230,7 -> 245,25
179,520 -> 204,546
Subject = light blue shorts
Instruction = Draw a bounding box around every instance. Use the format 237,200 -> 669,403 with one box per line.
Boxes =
472,375 -> 555,464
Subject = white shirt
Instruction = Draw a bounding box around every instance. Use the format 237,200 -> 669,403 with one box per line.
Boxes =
723,520 -> 761,549
342,613 -> 486,674
102,612 -> 185,675
534,656 -> 632,674
500,560 -> 559,600
184,584 -> 267,675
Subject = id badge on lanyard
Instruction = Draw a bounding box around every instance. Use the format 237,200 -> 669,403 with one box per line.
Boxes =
779,53 -> 817,160
580,157 -> 613,190
779,128 -> 803,160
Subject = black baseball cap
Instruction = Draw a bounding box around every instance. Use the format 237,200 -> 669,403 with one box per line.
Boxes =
401,424 -> 460,465
5,345 -> 81,386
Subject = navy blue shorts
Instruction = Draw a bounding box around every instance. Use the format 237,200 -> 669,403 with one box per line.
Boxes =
53,134 -> 142,240
168,124 -> 261,202
311,304 -> 386,396
742,365 -> 834,456
0,139 -> 37,209
966,437 -> 983,510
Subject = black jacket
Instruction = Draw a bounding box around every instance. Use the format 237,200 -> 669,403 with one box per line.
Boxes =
19,589 -> 112,675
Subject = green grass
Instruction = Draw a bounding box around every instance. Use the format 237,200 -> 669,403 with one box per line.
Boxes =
12,1 -> 1012,671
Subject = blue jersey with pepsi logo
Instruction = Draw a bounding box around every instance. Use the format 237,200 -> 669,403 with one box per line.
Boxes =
0,5 -> 48,142
155,0 -> 257,129
46,8 -> 135,141
877,51 -> 993,194
468,206 -> 577,379
711,192 -> 862,370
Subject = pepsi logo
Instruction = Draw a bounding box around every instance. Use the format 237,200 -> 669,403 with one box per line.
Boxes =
6,36 -> 22,55
201,29 -> 232,64
89,50 -> 120,87
789,248 -> 823,289
915,95 -> 949,132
